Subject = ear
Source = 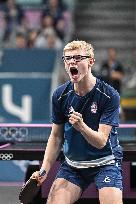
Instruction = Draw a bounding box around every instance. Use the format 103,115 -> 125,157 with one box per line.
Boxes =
89,58 -> 95,66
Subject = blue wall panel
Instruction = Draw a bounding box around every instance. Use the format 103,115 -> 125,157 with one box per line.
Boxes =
0,78 -> 52,123
0,49 -> 57,72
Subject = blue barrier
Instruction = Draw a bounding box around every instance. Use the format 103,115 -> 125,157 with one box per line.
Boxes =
0,49 -> 58,123
0,49 -> 57,72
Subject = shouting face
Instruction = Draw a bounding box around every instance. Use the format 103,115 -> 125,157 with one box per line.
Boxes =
63,49 -> 94,83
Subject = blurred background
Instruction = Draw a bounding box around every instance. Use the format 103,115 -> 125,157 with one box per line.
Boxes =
0,0 -> 136,203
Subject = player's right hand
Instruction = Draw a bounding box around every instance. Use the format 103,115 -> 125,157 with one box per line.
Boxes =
31,170 -> 46,186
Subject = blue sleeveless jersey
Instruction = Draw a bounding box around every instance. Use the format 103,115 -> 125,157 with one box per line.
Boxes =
51,79 -> 123,165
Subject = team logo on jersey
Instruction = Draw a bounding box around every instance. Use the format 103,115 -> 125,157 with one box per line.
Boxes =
91,102 -> 97,113
103,176 -> 111,183
69,106 -> 74,114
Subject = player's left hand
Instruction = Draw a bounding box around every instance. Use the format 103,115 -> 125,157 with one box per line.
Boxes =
69,111 -> 84,131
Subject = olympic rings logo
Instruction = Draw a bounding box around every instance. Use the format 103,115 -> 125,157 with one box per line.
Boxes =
0,153 -> 13,160
0,127 -> 28,141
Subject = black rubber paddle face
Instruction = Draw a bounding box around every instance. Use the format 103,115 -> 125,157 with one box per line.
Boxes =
19,178 -> 40,204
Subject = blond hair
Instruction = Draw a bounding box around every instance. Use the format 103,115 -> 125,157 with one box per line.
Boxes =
63,40 -> 94,58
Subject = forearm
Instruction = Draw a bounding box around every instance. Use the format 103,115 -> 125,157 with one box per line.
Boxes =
80,122 -> 107,149
41,134 -> 63,174
69,111 -> 111,149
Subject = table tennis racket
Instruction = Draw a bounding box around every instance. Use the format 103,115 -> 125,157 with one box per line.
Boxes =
19,169 -> 46,204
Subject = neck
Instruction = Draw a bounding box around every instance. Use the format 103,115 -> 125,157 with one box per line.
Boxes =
74,73 -> 96,96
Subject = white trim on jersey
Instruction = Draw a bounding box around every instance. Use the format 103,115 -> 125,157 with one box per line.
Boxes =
65,154 -> 115,168
96,88 -> 111,98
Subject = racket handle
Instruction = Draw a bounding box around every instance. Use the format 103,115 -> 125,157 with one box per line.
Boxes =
39,169 -> 46,177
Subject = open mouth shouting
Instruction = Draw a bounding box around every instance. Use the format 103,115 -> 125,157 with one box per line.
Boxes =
69,67 -> 79,80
